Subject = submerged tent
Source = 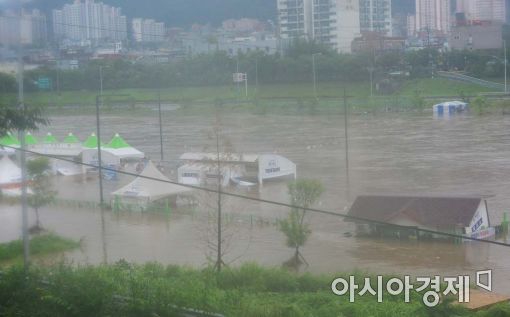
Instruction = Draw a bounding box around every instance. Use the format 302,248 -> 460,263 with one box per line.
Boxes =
111,160 -> 191,210
0,132 -> 19,154
103,133 -> 144,159
43,133 -> 58,144
25,132 -> 38,146
83,133 -> 100,148
0,132 -> 20,147
63,132 -> 80,144
0,155 -> 21,187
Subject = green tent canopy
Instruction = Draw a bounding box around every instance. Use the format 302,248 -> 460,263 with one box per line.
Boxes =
83,133 -> 104,148
107,133 -> 131,149
25,132 -> 38,145
43,133 -> 58,144
0,132 -> 20,146
63,132 -> 80,144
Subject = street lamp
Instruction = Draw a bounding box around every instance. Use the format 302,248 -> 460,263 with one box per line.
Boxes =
312,53 -> 321,100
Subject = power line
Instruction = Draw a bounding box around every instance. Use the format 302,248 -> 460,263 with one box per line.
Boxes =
2,143 -> 510,248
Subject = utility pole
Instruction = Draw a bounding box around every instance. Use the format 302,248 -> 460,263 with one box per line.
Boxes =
215,127 -> 223,272
158,89 -> 164,161
255,59 -> 259,96
17,6 -> 29,271
505,40 -> 507,94
95,95 -> 104,205
312,53 -> 321,100
343,88 -> 352,200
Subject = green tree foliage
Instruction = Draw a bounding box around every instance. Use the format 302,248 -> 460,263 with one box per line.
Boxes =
412,90 -> 426,111
27,157 -> 56,229
279,179 -> 324,266
472,95 -> 488,115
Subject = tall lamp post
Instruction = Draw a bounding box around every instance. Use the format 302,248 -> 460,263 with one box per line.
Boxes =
312,53 -> 321,100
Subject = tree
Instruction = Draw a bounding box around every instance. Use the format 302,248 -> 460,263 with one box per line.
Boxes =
27,157 -> 56,232
472,95 -> 488,115
0,105 -> 47,138
411,90 -> 426,111
279,179 -> 323,268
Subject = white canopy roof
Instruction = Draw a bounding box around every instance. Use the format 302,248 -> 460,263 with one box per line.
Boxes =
111,160 -> 191,201
180,152 -> 259,163
103,147 -> 144,159
0,155 -> 21,185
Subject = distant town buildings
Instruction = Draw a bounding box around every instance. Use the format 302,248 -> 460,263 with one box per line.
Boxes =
0,9 -> 47,46
359,0 -> 393,36
277,0 -> 360,53
449,22 -> 503,50
132,18 -> 166,43
222,18 -> 266,33
52,0 -> 127,44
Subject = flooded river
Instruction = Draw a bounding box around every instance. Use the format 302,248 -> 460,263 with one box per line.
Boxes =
2,109 -> 510,293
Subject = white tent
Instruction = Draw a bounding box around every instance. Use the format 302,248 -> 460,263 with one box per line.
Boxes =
111,160 -> 191,210
0,155 -> 21,187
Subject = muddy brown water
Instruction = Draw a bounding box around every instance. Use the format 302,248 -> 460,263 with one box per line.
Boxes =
2,109 -> 510,294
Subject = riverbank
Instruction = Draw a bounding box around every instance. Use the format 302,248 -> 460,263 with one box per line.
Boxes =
11,78 -> 493,109
0,262 -> 507,317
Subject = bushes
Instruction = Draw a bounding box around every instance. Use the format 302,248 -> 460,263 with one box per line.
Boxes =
0,263 -> 508,317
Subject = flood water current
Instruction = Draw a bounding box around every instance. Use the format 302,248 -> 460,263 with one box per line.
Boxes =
2,108 -> 510,294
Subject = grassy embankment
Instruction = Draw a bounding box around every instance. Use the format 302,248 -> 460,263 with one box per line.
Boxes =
0,262 -> 508,317
0,233 -> 80,265
18,78 -> 493,108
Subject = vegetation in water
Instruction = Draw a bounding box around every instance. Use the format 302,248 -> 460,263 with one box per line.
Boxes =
0,233 -> 80,263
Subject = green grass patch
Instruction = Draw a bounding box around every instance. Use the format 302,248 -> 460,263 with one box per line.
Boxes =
14,78 -> 495,109
0,262 -> 507,316
0,233 -> 80,262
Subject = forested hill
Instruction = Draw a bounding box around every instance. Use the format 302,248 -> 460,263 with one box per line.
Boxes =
23,0 -> 276,27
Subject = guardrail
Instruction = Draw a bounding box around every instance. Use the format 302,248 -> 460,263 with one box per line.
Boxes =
437,71 -> 505,91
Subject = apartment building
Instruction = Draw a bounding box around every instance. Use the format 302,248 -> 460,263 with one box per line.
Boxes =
277,0 -> 360,53
456,0 -> 506,23
0,9 -> 47,46
415,0 -> 451,34
359,0 -> 392,36
52,0 -> 127,43
132,18 -> 165,43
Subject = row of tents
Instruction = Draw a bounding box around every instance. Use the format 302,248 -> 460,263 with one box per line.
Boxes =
0,131 -> 138,151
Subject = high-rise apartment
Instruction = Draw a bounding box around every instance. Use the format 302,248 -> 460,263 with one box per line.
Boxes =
132,18 -> 166,43
359,0 -> 392,36
52,0 -> 127,43
456,0 -> 506,22
0,9 -> 47,46
277,0 -> 360,53
415,0 -> 451,34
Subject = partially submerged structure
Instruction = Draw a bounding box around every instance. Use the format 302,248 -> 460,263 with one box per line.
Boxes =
0,132 -> 19,155
177,152 -> 297,186
111,160 -> 192,211
82,133 -> 144,173
24,132 -> 145,176
433,101 -> 468,116
346,195 -> 495,241
0,155 -> 22,196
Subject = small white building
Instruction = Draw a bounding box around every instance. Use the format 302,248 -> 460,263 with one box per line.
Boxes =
177,152 -> 297,187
